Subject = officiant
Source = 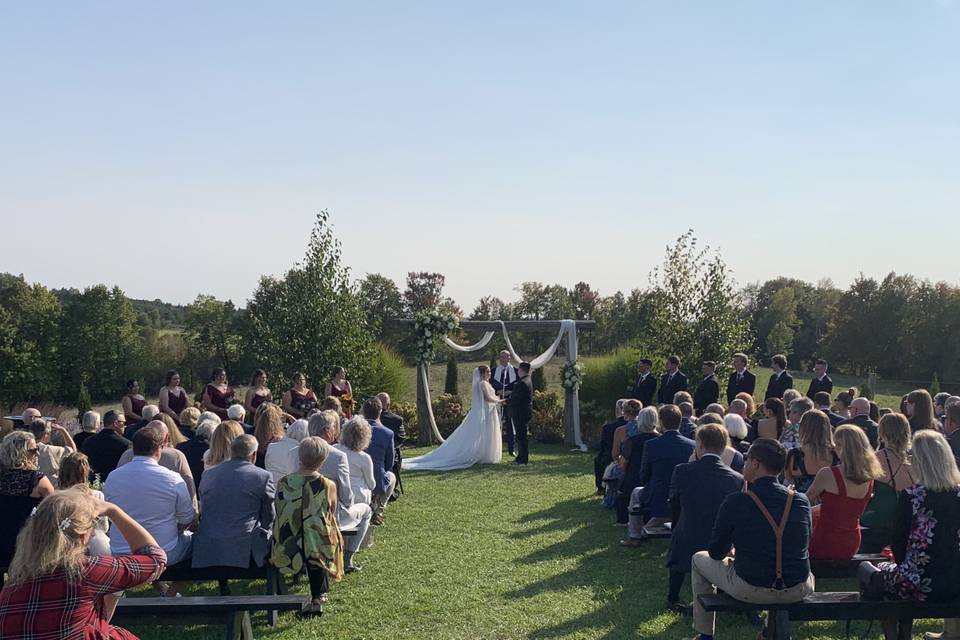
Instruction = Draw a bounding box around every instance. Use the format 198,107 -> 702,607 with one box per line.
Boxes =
491,350 -> 518,457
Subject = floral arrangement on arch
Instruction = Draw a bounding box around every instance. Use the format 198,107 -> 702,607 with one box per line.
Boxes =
414,309 -> 458,365
560,360 -> 583,392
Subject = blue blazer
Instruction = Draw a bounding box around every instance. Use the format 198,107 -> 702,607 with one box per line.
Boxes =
666,454 -> 744,570
365,420 -> 396,496
639,430 -> 696,518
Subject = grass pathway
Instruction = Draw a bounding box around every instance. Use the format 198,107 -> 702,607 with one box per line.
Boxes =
130,445 -> 935,639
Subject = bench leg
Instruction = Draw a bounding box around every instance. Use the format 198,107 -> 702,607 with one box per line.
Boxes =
219,579 -> 231,596
226,610 -> 254,640
265,567 -> 278,627
766,610 -> 790,640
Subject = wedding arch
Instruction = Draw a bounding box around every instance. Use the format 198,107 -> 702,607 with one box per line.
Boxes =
398,314 -> 595,452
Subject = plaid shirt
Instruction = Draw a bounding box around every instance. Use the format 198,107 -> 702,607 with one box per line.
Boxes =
0,545 -> 167,640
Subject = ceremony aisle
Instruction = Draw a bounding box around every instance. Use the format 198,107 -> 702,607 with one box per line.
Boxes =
127,445 -> 935,640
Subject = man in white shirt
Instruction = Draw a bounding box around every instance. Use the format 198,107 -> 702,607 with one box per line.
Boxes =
105,424 -> 196,568
117,419 -> 198,509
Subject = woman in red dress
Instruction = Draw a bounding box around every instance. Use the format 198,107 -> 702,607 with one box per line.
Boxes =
284,372 -> 319,420
324,367 -> 353,418
0,488 -> 167,640
121,379 -> 146,426
202,368 -> 234,420
159,370 -> 189,425
805,424 -> 883,560
245,369 -> 273,419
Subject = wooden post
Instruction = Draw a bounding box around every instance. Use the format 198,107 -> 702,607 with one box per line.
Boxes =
416,363 -> 433,446
563,388 -> 575,447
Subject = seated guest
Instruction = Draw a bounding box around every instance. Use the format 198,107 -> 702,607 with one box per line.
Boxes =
839,397 -> 879,449
58,452 -> 111,557
875,431 -> 960,640
0,488 -> 167,640
121,378 -> 147,426
934,392 -> 951,422
156,413 -> 188,447
323,396 -> 346,425
361,398 -> 396,526
253,403 -> 285,468
74,411 -> 101,451
833,388 -> 856,421
704,403 -> 726,417
674,391 -> 694,407
124,403 -> 160,441
193,435 -> 276,569
678,402 -> 696,438
0,432 -> 55,568
693,361 -> 720,415
723,413 -> 750,457
203,420 -> 245,470
665,424 -> 744,612
594,400 -> 627,495
782,397 -> 814,449
202,368 -> 234,420
756,397 -> 786,442
782,388 -> 802,411
117,419 -> 197,508
178,406 -> 202,440
860,413 -> 914,553
805,425 -> 881,561
178,419 -> 215,490
228,404 -> 254,434
687,414 -> 744,472
105,426 -> 196,576
784,410 -> 837,493
638,405 -> 695,527
945,400 -> 960,467
306,411 -> 372,572
82,410 -> 131,481
376,392 -> 407,493
869,401 -> 882,423
335,417 -> 377,506
814,391 -> 847,427
199,411 -> 222,427
271,436 -> 344,612
266,419 -> 309,485
734,393 -> 758,421
906,388 -> 940,433
29,420 -> 75,488
616,403 -> 658,533
159,369 -> 189,426
726,398 -> 749,423
691,438 -> 814,640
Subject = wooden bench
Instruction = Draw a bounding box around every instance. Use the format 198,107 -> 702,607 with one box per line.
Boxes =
156,563 -> 286,625
700,591 -> 960,640
115,595 -> 307,640
809,553 -> 885,578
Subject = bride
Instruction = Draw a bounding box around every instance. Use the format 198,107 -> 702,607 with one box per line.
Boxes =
403,365 -> 503,471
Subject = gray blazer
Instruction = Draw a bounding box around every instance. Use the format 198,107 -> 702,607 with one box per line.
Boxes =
320,445 -> 358,528
192,457 -> 276,568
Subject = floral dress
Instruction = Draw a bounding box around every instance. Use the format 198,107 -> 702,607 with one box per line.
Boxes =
879,484 -> 960,602
271,473 -> 344,581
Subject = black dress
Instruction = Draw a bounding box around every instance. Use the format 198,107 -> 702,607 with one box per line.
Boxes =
0,469 -> 44,566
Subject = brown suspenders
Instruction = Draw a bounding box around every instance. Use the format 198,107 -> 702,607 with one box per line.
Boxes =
743,487 -> 796,590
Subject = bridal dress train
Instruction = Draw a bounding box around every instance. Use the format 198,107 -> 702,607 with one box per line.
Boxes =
402,369 -> 502,471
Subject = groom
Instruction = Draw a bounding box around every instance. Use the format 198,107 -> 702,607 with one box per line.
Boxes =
510,362 -> 534,464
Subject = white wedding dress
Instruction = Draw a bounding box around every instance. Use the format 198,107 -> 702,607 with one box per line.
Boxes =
402,369 -> 502,471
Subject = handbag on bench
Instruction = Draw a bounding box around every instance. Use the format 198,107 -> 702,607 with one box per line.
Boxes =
857,561 -> 885,601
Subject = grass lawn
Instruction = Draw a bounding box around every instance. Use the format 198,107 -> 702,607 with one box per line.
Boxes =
124,445 -> 939,640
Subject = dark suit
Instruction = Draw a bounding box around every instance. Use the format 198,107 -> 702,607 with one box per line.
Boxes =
509,374 -> 533,463
491,364 -> 518,453
764,371 -> 794,400
657,371 -> 688,406
824,409 -> 847,428
365,421 -> 396,497
82,428 -> 132,481
632,373 -> 657,407
839,415 -> 879,449
806,375 -> 834,399
639,430 -> 696,519
726,370 -> 756,403
693,374 -> 720,415
381,409 -> 406,495
594,417 -> 626,491
948,429 -> 960,467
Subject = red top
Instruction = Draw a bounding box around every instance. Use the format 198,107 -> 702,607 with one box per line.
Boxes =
289,388 -> 318,417
328,383 -> 352,417
808,466 -> 874,561
167,388 -> 188,415
127,395 -> 146,418
0,545 -> 167,640
205,384 -> 234,419
250,391 -> 271,411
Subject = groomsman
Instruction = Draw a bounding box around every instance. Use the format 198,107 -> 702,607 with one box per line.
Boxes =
657,356 -> 688,405
693,361 -> 720,415
806,359 -> 834,399
632,358 -> 657,407
764,354 -> 794,400
491,350 -> 518,456
726,353 -> 756,403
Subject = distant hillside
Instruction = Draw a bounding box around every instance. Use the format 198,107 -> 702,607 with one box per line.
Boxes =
49,288 -> 187,329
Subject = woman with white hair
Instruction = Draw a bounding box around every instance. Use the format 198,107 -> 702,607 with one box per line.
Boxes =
74,411 -> 101,451
265,419 -> 309,485
334,417 -> 376,505
687,413 -> 745,472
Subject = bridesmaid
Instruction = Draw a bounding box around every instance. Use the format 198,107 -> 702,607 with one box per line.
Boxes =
324,367 -> 353,418
159,370 -> 189,425
245,369 -> 273,419
284,372 -> 319,420
121,379 -> 146,425
202,368 -> 234,420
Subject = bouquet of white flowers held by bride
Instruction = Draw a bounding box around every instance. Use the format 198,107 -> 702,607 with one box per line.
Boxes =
414,309 -> 458,365
560,360 -> 583,392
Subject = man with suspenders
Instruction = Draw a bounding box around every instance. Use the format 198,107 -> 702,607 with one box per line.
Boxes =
690,438 -> 815,640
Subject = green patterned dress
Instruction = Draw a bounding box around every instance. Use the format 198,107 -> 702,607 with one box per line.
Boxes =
271,472 -> 344,581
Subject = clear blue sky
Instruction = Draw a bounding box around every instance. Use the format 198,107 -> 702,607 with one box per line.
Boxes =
2,2 -> 958,311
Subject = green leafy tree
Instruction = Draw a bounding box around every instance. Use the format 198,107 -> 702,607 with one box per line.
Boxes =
76,382 -> 92,417
532,366 -> 546,391
444,356 -> 459,395
246,210 -> 378,399
0,274 -> 63,404
930,372 -> 941,397
357,273 -> 406,346
183,295 -> 246,382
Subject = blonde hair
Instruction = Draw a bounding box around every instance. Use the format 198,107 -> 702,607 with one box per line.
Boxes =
834,425 -> 883,484
322,396 -> 343,416
254,404 -> 285,452
7,487 -> 97,585
798,410 -> 834,461
207,420 -> 244,467
340,416 -> 372,452
298,436 -> 332,469
912,431 -> 960,492
180,407 -> 201,429
0,431 -> 39,471
58,452 -> 92,489
878,413 -> 911,460
157,413 -> 187,447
